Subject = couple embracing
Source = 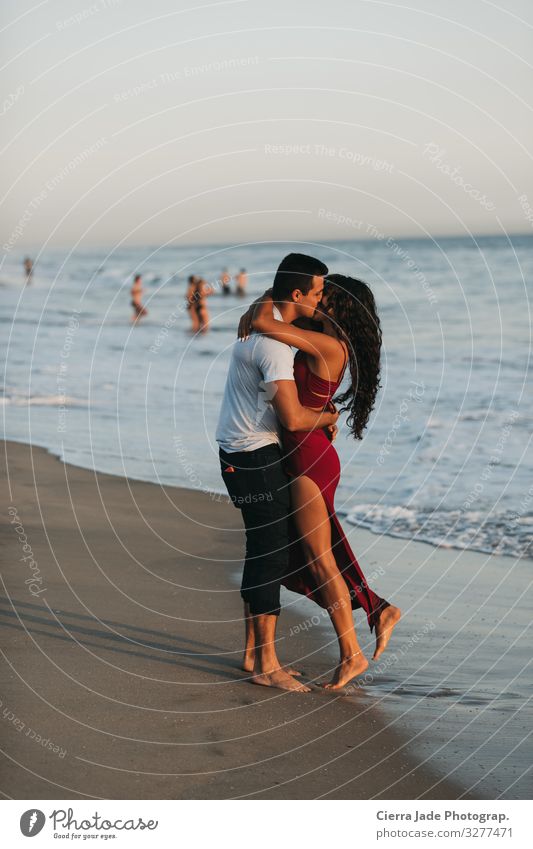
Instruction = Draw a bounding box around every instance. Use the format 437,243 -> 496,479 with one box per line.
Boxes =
215,253 -> 400,692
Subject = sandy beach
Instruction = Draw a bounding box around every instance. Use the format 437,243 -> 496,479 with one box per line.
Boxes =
0,439 -> 491,801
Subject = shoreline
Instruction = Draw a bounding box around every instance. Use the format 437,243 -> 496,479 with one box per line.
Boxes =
0,439 -> 479,800
3,433 -> 524,565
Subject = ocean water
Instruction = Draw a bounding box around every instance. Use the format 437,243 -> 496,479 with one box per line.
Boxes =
1,234 -> 532,561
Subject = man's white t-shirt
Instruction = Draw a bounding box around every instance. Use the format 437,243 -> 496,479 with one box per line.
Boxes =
216,306 -> 294,453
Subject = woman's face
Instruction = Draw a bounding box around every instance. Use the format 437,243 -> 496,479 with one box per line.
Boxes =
317,284 -> 334,317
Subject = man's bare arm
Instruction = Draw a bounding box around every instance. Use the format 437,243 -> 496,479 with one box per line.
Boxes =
268,380 -> 338,432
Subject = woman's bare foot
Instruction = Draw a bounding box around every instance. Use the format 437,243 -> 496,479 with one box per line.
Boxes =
251,668 -> 311,692
243,652 -> 302,676
322,652 -> 369,690
373,605 -> 401,660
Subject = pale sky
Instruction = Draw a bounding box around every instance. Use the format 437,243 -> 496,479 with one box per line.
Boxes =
2,0 -> 532,250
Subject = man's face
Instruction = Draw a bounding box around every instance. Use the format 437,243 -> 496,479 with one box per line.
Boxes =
293,275 -> 324,318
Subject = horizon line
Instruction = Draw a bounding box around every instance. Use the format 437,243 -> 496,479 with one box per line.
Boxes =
14,229 -> 533,255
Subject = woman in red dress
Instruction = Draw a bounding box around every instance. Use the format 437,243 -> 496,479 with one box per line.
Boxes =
240,275 -> 401,689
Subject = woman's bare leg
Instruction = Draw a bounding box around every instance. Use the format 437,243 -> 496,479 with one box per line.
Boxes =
189,307 -> 200,333
197,306 -> 209,333
290,475 -> 368,689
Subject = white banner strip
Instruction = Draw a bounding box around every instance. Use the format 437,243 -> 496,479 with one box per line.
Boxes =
1,799 -> 529,847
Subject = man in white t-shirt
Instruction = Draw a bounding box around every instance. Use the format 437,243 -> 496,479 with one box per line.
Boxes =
215,303 -> 295,453
216,253 -> 338,693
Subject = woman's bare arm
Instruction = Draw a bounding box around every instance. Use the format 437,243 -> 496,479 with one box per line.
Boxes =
251,297 -> 343,362
237,289 -> 273,338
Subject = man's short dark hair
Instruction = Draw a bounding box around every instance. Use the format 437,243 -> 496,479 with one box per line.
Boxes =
272,253 -> 328,300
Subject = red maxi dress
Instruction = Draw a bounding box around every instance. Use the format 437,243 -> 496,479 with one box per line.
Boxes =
281,349 -> 390,632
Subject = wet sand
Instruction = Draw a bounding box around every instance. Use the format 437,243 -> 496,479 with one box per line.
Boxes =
282,525 -> 532,799
0,440 -> 489,799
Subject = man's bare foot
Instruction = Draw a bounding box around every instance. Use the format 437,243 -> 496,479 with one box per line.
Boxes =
242,651 -> 255,673
251,668 -> 311,692
243,653 -> 302,676
322,652 -> 369,690
373,604 -> 401,660
282,665 -> 303,677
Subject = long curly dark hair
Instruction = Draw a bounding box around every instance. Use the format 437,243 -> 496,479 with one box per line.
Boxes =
324,274 -> 382,439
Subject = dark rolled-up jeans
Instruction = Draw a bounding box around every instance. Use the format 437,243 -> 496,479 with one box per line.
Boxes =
219,443 -> 291,617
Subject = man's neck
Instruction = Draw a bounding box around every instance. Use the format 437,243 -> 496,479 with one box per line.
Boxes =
274,301 -> 298,323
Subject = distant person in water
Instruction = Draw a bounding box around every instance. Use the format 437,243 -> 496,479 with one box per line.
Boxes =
23,257 -> 33,284
221,268 -> 231,296
186,275 -> 201,333
131,274 -> 147,322
193,276 -> 214,333
235,268 -> 247,297
186,275 -> 214,333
